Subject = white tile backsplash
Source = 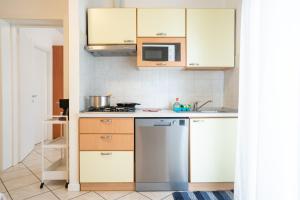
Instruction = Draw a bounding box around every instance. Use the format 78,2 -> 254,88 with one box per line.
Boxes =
80,56 -> 224,110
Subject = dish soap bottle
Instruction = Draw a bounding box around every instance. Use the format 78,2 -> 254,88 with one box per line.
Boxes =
173,98 -> 181,112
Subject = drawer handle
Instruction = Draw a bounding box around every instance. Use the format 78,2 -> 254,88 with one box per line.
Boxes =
101,152 -> 112,156
156,62 -> 167,66
156,32 -> 167,36
124,39 -> 134,43
193,120 -> 204,123
100,135 -> 112,140
189,63 -> 200,66
100,119 -> 112,124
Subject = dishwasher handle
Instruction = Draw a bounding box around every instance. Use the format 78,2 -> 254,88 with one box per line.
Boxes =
153,122 -> 172,127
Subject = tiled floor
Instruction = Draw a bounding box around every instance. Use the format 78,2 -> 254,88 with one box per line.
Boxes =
0,144 -> 174,200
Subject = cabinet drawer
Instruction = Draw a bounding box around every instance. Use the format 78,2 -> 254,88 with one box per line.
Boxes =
80,118 -> 134,134
80,134 -> 134,151
80,151 -> 134,183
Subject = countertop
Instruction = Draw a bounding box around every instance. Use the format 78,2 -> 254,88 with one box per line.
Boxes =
79,109 -> 238,118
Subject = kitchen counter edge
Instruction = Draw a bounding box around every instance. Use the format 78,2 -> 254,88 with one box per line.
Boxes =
78,110 -> 238,118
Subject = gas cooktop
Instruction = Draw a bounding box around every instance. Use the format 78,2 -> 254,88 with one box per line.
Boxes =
86,106 -> 136,113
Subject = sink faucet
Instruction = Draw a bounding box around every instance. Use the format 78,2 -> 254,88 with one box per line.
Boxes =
193,100 -> 213,111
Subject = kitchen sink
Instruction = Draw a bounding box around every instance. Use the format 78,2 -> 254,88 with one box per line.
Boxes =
184,107 -> 237,113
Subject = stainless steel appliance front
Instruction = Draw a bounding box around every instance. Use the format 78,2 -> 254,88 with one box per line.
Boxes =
135,118 -> 189,191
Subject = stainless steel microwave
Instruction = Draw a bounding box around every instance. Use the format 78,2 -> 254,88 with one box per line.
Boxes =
137,38 -> 186,67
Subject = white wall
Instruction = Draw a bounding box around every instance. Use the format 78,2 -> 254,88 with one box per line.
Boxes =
0,20 -> 13,170
82,57 -> 224,109
223,0 -> 240,108
0,0 -> 66,20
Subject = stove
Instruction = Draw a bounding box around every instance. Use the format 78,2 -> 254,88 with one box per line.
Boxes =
87,106 -> 136,112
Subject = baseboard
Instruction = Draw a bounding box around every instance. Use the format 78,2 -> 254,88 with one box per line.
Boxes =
68,182 -> 81,191
188,182 -> 234,191
81,183 -> 135,191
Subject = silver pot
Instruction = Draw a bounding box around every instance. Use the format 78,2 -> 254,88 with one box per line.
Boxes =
89,96 -> 110,108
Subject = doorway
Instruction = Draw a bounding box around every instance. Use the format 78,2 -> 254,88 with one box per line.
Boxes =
0,20 -> 65,169
52,45 -> 64,139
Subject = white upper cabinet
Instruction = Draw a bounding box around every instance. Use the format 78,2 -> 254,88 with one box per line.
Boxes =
190,118 -> 237,182
137,9 -> 186,37
87,8 -> 136,45
186,9 -> 235,68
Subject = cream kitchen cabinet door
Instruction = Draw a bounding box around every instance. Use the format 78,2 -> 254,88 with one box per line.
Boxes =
80,151 -> 134,183
88,8 -> 136,45
137,9 -> 186,37
190,118 -> 237,182
186,9 -> 235,68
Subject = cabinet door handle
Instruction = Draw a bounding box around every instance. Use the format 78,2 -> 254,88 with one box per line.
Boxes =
100,119 -> 112,124
193,120 -> 204,123
156,62 -> 167,66
156,32 -> 167,36
189,63 -> 199,66
100,135 -> 112,140
100,152 -> 112,156
124,39 -> 134,43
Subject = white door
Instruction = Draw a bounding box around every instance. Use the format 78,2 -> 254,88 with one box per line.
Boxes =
19,32 -> 48,160
32,48 -> 48,144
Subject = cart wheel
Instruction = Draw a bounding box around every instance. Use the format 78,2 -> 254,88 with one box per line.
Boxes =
40,182 -> 44,189
65,182 -> 69,189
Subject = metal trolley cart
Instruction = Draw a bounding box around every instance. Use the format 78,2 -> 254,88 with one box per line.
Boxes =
40,115 -> 69,189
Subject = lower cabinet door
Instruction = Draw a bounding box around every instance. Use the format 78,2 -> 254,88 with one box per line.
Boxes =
190,118 -> 237,182
80,151 -> 134,183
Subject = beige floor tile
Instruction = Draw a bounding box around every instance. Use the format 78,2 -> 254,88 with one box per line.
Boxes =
25,160 -> 51,172
0,181 -> 7,193
72,192 -> 105,200
23,158 -> 44,168
35,142 -> 42,147
23,151 -> 42,162
32,170 -> 42,180
0,168 -> 32,182
96,191 -> 133,200
3,174 -> 39,191
139,192 -> 173,200
26,191 -> 59,200
9,182 -> 49,200
2,163 -> 26,173
45,180 -> 65,191
34,147 -> 42,154
52,188 -> 87,200
1,192 -> 12,200
161,195 -> 174,200
118,192 -> 150,200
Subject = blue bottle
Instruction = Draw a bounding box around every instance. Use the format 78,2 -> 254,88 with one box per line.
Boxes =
172,98 -> 181,112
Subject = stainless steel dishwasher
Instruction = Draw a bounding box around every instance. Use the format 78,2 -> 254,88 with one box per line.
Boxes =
135,118 -> 189,191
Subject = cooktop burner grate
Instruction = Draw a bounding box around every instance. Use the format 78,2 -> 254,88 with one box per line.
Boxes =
87,106 -> 136,112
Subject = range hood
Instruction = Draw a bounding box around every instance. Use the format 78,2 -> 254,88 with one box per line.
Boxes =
85,45 -> 137,56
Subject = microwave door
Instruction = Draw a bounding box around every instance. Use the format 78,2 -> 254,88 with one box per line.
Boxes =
142,46 -> 169,61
